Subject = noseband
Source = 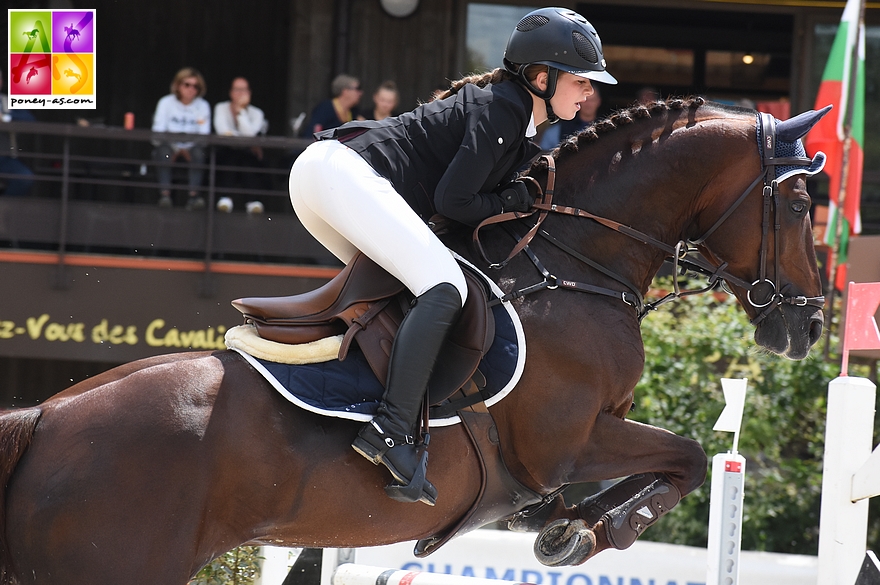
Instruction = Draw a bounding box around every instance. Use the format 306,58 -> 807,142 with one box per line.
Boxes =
474,113 -> 825,324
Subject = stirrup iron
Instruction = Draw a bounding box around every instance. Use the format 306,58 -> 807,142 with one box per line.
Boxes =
384,449 -> 433,505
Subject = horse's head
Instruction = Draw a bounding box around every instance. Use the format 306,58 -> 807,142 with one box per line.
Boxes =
513,100 -> 829,360
693,106 -> 830,359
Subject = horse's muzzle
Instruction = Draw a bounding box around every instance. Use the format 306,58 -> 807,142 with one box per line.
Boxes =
755,305 -> 823,360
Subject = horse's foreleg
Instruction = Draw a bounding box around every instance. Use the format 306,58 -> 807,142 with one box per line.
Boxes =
532,412 -> 707,566
576,412 -> 707,495
531,475 -> 681,567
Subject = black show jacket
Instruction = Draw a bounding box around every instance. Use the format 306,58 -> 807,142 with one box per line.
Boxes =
315,81 -> 542,227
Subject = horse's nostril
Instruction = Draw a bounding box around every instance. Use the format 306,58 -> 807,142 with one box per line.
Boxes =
809,317 -> 824,346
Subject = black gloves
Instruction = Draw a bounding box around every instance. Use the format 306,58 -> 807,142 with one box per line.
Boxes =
496,180 -> 533,213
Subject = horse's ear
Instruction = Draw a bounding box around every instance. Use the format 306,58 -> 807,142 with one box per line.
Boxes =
776,105 -> 832,142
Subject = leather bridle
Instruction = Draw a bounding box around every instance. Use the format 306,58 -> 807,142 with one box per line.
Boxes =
474,113 -> 825,323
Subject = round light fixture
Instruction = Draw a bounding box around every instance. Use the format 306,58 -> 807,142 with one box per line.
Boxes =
742,53 -> 755,65
380,0 -> 419,18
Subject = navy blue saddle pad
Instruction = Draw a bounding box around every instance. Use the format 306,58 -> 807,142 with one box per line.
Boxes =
235,272 -> 524,425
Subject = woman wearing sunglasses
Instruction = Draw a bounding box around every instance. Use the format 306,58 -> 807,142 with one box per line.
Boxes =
151,67 -> 211,210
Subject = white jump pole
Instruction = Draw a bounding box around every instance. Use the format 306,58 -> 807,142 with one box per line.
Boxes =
332,564 -> 538,585
322,549 -> 358,585
706,378 -> 748,585
817,375 -> 877,585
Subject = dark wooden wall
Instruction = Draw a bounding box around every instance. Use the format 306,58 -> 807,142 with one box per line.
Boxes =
3,0 -> 468,136
287,0 -> 465,126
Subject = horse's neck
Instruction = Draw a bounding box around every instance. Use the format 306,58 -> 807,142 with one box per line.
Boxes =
544,164 -> 694,294
454,105 -> 755,306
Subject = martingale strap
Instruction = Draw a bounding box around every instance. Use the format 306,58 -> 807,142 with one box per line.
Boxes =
486,224 -> 644,313
473,154 -> 557,269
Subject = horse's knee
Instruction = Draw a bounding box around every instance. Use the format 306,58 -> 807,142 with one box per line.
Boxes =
672,437 -> 708,495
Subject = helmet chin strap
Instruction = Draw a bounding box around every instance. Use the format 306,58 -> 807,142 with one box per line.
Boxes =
544,99 -> 559,125
532,68 -> 559,125
507,62 -> 560,125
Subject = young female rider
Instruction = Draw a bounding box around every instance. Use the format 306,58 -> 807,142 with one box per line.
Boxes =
288,7 -> 617,505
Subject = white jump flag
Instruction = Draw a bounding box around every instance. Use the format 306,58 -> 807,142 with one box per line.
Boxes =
713,377 -> 748,454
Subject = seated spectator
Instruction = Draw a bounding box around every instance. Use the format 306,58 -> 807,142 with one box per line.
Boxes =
0,69 -> 35,197
367,80 -> 399,121
213,76 -> 269,214
304,74 -> 363,136
636,86 -> 661,106
151,67 -> 211,210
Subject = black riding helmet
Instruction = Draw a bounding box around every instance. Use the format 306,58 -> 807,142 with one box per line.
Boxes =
503,7 -> 617,122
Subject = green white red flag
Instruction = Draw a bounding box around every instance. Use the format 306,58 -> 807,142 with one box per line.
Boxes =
804,0 -> 865,291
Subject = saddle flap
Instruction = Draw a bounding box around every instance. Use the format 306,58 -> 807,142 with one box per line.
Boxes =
352,266 -> 494,402
249,322 -> 347,346
231,253 -> 405,322
427,268 -> 495,405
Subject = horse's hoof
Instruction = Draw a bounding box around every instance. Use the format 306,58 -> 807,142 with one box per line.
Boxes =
533,518 -> 596,567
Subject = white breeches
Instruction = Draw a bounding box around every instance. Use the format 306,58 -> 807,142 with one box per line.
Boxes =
289,140 -> 468,305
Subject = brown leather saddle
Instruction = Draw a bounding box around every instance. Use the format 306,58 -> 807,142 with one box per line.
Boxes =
231,252 -> 495,405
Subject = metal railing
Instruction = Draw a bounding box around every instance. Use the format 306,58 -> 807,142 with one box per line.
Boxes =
0,121 -> 337,277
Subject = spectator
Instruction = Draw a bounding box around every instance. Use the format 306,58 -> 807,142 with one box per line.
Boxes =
304,74 -> 363,136
0,69 -> 35,197
213,76 -> 268,214
367,80 -> 399,121
539,85 -> 602,151
636,86 -> 660,106
151,67 -> 211,210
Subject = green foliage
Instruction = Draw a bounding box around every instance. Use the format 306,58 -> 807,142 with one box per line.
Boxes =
631,279 -> 853,555
190,546 -> 262,585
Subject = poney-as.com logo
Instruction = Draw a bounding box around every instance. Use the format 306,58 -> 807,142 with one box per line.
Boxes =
7,9 -> 96,109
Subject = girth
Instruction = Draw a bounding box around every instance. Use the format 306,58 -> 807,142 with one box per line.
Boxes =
232,252 -> 496,406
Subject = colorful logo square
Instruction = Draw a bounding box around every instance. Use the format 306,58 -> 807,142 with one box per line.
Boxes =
8,53 -> 52,94
8,11 -> 52,54
52,12 -> 95,53
52,53 -> 93,95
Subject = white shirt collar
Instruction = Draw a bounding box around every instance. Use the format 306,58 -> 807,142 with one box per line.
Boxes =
526,114 -> 537,138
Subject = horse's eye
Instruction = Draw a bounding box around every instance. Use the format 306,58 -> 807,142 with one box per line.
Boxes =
790,201 -> 808,215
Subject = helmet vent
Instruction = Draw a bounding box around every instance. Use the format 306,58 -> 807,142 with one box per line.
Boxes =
516,14 -> 550,32
572,31 -> 598,64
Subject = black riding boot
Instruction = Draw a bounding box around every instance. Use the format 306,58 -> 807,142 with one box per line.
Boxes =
352,282 -> 462,505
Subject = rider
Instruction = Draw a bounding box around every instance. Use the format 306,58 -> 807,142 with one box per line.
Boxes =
288,7 -> 617,505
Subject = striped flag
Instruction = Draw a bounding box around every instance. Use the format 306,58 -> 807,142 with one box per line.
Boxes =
804,0 -> 865,291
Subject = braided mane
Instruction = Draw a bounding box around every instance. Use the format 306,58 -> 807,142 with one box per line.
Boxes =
529,96 -> 731,173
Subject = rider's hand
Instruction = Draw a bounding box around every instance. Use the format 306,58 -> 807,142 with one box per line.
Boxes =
496,181 -> 533,213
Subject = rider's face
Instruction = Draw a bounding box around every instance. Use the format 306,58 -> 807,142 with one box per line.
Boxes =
549,72 -> 594,121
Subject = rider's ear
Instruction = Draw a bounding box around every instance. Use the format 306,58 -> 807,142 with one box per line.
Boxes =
534,71 -> 549,92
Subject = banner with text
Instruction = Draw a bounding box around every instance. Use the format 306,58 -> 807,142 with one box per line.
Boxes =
0,261 -> 328,363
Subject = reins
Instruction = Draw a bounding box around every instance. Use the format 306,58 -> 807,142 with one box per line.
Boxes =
473,112 -> 825,323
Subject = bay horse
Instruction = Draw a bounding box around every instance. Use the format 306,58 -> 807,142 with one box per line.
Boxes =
0,98 -> 827,585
